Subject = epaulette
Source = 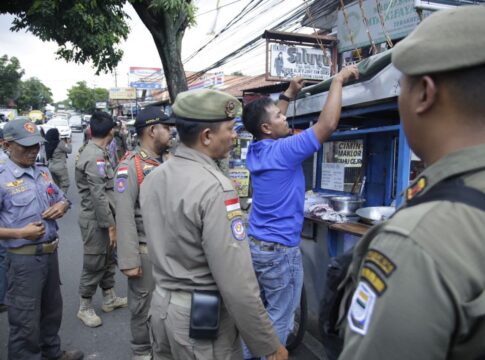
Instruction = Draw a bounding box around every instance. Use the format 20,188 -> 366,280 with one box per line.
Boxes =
203,164 -> 234,192
120,151 -> 135,162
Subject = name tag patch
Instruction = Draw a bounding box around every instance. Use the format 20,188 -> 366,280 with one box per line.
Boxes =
348,281 -> 376,336
231,218 -> 246,241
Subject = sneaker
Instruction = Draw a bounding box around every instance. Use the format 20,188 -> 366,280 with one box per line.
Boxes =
77,298 -> 102,327
101,288 -> 127,313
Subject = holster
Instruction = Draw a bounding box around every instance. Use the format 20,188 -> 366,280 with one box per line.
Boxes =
189,290 -> 221,339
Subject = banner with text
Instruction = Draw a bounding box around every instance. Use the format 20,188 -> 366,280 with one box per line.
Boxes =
268,43 -> 332,81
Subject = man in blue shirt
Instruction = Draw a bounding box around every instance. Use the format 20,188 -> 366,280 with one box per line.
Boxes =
0,119 -> 83,360
242,65 -> 358,358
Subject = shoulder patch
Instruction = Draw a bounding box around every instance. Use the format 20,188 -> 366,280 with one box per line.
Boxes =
348,281 -> 377,336
96,159 -> 106,177
116,166 -> 129,179
116,177 -> 127,193
406,176 -> 427,201
364,249 -> 396,277
360,266 -> 387,295
231,218 -> 246,241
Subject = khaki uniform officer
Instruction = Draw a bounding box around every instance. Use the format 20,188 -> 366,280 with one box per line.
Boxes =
115,106 -> 174,360
339,6 -> 485,360
140,89 -> 288,360
75,111 -> 127,328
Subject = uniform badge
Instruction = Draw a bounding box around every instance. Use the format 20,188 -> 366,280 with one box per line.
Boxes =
360,266 -> 387,295
348,282 -> 377,336
6,179 -> 24,187
47,183 -> 56,196
41,171 -> 50,183
227,209 -> 242,220
116,177 -> 127,193
96,159 -> 106,177
406,176 -> 427,201
225,100 -> 236,118
231,218 -> 246,241
364,249 -> 396,277
225,197 -> 240,212
116,166 -> 128,179
24,122 -> 36,133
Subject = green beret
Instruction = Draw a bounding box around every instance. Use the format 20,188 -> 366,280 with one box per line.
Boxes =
172,89 -> 241,122
392,5 -> 485,75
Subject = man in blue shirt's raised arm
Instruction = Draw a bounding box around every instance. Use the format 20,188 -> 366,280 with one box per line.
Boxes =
241,65 -> 358,358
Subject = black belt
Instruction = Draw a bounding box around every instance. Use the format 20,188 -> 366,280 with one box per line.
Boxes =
249,237 -> 287,251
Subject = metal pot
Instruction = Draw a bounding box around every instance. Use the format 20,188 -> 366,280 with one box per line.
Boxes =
356,206 -> 396,225
330,196 -> 365,216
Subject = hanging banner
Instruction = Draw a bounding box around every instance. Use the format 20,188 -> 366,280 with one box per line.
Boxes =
129,66 -> 163,90
268,43 -> 332,81
337,0 -> 431,52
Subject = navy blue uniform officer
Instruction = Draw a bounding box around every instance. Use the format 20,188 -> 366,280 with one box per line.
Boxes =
0,118 -> 83,360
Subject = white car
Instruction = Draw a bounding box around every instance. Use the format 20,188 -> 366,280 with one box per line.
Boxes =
42,117 -> 72,139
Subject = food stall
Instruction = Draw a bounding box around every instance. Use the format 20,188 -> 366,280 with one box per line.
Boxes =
281,49 -> 419,340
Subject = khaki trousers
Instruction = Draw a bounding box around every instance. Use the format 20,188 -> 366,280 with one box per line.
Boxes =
149,288 -> 243,360
128,251 -> 154,356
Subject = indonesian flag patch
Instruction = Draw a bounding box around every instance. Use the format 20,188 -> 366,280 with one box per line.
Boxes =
224,198 -> 240,212
117,166 -> 128,179
96,159 -> 106,177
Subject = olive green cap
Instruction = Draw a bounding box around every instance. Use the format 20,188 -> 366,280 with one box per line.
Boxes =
172,89 -> 241,122
392,5 -> 485,75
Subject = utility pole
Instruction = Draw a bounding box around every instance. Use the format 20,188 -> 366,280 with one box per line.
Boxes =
114,68 -> 118,88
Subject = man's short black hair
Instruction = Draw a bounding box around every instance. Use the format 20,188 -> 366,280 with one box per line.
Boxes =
175,117 -> 223,146
90,111 -> 115,138
242,97 -> 274,139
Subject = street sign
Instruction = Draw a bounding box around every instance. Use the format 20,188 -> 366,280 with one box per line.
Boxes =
129,82 -> 162,90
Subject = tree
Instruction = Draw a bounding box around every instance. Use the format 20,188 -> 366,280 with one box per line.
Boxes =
0,55 -> 24,107
17,77 -> 53,111
1,0 -> 196,100
67,81 -> 109,114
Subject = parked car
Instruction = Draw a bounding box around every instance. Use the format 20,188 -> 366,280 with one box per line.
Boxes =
42,117 -> 72,139
69,114 -> 83,132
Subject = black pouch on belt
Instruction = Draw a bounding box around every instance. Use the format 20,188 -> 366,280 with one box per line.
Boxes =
189,290 -> 221,339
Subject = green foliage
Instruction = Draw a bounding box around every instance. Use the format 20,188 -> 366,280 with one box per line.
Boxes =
147,0 -> 196,25
16,77 -> 53,111
0,55 -> 24,106
5,0 -> 130,74
67,81 -> 109,113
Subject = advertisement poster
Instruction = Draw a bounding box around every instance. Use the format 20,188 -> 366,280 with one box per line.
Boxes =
229,169 -> 250,197
268,43 -> 332,81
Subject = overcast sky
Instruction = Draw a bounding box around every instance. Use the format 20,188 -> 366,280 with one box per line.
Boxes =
0,0 -> 303,102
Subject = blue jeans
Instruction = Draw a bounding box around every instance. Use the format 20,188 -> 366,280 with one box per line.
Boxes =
0,243 -> 6,304
243,240 -> 304,359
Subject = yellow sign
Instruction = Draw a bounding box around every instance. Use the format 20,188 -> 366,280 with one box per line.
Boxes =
109,87 -> 136,100
229,169 -> 250,198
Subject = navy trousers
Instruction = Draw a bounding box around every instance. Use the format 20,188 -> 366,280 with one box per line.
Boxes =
5,250 -> 63,360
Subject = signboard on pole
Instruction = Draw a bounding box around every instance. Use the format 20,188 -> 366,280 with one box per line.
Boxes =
129,66 -> 163,90
267,43 -> 332,81
109,87 -> 136,100
95,102 -> 107,109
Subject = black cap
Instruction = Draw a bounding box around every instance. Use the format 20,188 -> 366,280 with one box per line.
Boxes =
135,106 -> 175,128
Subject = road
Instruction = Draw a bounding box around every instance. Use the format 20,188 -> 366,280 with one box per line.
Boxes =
0,132 -> 326,360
